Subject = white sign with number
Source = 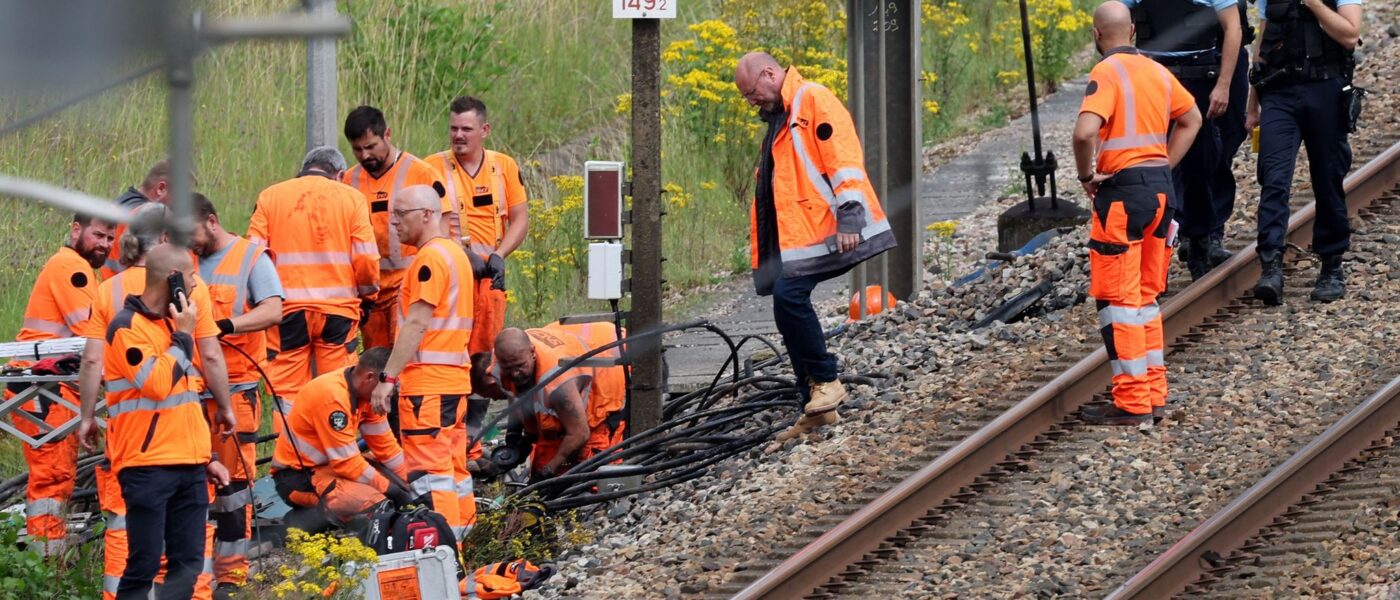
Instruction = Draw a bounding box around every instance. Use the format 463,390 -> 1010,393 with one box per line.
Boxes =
613,0 -> 676,19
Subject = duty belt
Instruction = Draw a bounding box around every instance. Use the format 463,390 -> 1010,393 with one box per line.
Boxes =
1166,63 -> 1220,81
1251,62 -> 1349,89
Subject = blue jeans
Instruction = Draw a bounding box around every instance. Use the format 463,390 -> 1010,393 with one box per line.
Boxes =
117,465 -> 209,600
1257,77 -> 1353,257
771,270 -> 843,406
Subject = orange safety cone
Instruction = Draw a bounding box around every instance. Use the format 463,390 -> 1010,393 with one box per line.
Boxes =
848,285 -> 897,321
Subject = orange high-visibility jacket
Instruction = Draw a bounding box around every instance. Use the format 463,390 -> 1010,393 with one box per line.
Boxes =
1079,48 -> 1195,174
102,296 -> 210,473
247,174 -> 380,319
18,247 -> 98,342
270,368 -> 405,492
76,267 -> 220,346
203,238 -> 270,386
398,238 -> 476,393
340,153 -> 446,299
503,325 -> 626,439
752,67 -> 897,278
425,150 -> 528,258
98,188 -> 151,280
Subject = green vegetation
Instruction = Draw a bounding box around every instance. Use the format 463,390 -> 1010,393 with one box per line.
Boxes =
0,513 -> 104,599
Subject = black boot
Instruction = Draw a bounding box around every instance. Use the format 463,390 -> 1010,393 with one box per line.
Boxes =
1080,403 -> 1154,426
1253,249 -> 1284,306
1310,254 -> 1346,302
1185,238 -> 1211,280
1207,234 -> 1232,268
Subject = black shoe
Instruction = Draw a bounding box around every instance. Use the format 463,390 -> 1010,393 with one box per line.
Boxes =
1152,405 -> 1165,423
1310,254 -> 1346,302
1185,237 -> 1211,280
1253,249 -> 1284,306
1080,403 -> 1154,426
1207,235 -> 1232,268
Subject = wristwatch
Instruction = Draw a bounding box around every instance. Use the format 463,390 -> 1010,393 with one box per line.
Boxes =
378,372 -> 399,384
1078,173 -> 1095,183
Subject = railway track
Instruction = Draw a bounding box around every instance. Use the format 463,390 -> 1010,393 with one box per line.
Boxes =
716,130 -> 1400,599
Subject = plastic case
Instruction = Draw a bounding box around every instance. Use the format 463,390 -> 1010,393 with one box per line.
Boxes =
360,545 -> 460,600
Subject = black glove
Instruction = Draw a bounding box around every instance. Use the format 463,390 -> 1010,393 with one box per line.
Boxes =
384,479 -> 414,507
467,251 -> 489,280
359,298 -> 375,328
487,253 -> 506,291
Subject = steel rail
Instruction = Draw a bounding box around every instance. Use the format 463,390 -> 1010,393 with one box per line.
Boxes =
1108,373 -> 1400,599
732,140 -> 1400,600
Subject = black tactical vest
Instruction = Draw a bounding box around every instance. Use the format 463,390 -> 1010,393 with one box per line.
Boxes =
1259,0 -> 1351,74
1133,0 -> 1225,53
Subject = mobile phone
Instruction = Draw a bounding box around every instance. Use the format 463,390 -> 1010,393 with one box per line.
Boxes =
167,270 -> 187,312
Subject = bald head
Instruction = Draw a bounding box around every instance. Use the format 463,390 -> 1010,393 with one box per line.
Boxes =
392,184 -> 444,248
494,328 -> 537,389
397,184 -> 441,212
1092,1 -> 1134,51
145,243 -> 192,287
495,328 -> 531,358
735,52 -> 785,112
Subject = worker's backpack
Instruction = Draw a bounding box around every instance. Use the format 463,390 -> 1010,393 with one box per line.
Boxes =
359,504 -> 463,575
474,559 -> 554,599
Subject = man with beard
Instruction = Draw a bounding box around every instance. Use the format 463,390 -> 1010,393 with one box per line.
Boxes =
6,212 -> 116,555
188,194 -> 283,592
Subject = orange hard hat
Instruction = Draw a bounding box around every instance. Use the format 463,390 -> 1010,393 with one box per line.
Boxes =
849,285 -> 897,320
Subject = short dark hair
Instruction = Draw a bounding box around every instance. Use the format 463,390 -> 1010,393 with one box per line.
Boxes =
449,96 -> 488,120
344,105 -> 388,141
193,193 -> 218,221
357,347 -> 392,373
72,213 -> 118,228
141,158 -> 172,190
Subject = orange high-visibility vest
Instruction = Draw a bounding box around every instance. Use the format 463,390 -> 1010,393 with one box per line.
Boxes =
341,153 -> 444,298
425,150 -> 527,258
270,368 -> 405,492
18,247 -> 97,342
398,238 -> 476,386
752,67 -> 897,279
1079,48 -> 1195,174
203,238 -> 269,386
504,325 -> 625,438
247,174 -> 380,320
102,296 -> 210,473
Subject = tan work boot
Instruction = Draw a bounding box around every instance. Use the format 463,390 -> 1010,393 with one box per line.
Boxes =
773,410 -> 840,444
804,379 -> 848,416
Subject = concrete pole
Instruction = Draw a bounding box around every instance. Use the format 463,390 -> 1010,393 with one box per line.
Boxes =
629,18 -> 664,436
304,0 -> 338,152
166,3 -> 196,248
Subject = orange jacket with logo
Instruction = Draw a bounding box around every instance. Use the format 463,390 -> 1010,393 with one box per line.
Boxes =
76,267 -> 220,345
102,295 -> 210,473
425,150 -> 527,258
398,238 -> 475,395
340,153 -> 446,299
247,174 -> 380,319
17,247 -> 98,342
752,67 -> 897,279
270,368 -> 405,492
503,324 -> 626,439
1079,48 -> 1195,174
202,237 -> 270,386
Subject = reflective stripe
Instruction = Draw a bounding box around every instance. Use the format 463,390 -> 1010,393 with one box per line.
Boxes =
1146,350 -> 1165,368
778,218 -> 893,264
21,317 -> 70,337
28,498 -> 63,517
360,421 -> 391,436
468,242 -> 497,257
1100,56 -> 1173,156
407,242 -> 473,366
203,556 -> 214,574
211,488 -> 253,513
106,390 -> 203,418
104,575 -> 120,594
383,158 -> 417,265
382,453 -> 404,471
107,514 -> 127,531
414,350 -> 472,365
455,476 -> 474,498
1101,132 -> 1168,150
283,286 -> 357,301
1097,304 -> 1161,328
453,525 -> 473,542
286,435 -> 329,465
62,309 -> 88,329
428,315 -> 474,331
1110,357 -> 1150,377
835,188 -> 870,208
410,473 -> 455,497
324,443 -> 361,460
357,285 -> 378,296
352,241 -> 378,256
275,396 -> 294,415
354,464 -> 379,485
829,167 -> 866,190
1106,57 -> 1139,139
215,539 -> 249,558
248,236 -> 266,246
786,84 -> 839,211
275,251 -> 352,266
103,378 -> 135,393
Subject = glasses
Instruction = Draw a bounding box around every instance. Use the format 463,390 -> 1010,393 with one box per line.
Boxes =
391,207 -> 432,219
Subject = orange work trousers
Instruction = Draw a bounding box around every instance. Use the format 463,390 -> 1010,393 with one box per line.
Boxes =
96,462 -> 214,600
530,412 -> 627,478
6,383 -> 78,552
1088,166 -> 1174,415
207,389 -> 260,585
399,393 -> 475,541
468,280 -> 507,357
274,466 -> 388,522
362,293 -> 400,352
267,309 -> 359,436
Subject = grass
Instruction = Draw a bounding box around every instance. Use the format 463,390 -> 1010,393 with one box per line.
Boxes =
0,0 -> 1099,476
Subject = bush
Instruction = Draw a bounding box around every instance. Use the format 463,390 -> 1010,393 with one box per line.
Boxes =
459,494 -> 591,570
234,529 -> 378,600
0,513 -> 104,599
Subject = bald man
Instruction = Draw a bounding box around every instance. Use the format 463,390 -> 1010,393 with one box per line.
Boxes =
734,52 -> 896,443
1073,1 -> 1201,426
369,184 -> 478,542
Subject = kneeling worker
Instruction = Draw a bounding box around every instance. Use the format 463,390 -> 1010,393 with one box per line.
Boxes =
489,324 -> 626,481
271,347 -> 413,522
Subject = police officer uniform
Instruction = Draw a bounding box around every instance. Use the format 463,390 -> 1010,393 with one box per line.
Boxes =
1126,0 -> 1254,278
1250,0 -> 1363,304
